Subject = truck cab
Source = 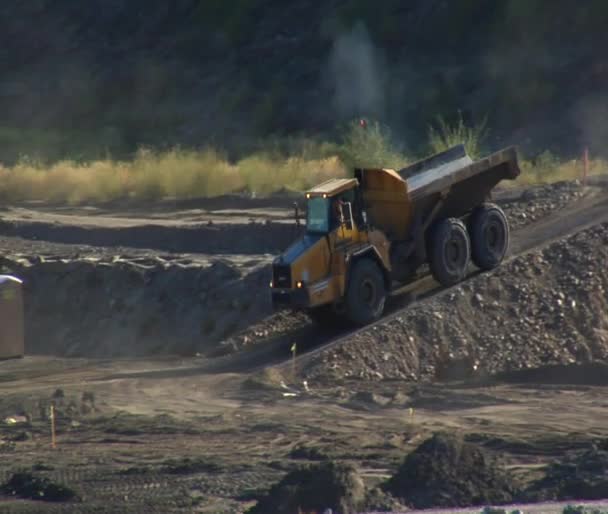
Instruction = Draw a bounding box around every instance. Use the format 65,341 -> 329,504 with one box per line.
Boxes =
270,176 -> 392,326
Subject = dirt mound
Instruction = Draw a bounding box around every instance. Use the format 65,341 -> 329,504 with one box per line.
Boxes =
0,255 -> 273,357
305,220 -> 608,382
1,471 -> 79,502
246,461 -> 365,514
525,445 -> 608,501
384,432 -> 519,508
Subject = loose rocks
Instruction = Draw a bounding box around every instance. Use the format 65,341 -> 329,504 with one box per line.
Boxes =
305,222 -> 608,383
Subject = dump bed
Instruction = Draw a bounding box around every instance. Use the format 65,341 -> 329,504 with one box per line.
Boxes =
398,144 -> 520,223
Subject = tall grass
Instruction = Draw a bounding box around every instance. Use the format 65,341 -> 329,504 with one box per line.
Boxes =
0,148 -> 346,204
339,119 -> 409,169
0,118 -> 409,204
517,150 -> 607,186
0,121 -> 604,204
428,112 -> 488,158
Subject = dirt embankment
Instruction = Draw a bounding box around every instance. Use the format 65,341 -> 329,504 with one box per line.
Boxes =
0,255 -> 272,357
304,220 -> 608,382
0,198 -> 306,357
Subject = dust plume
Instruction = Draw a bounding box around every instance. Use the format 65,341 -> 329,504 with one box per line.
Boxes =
327,22 -> 386,120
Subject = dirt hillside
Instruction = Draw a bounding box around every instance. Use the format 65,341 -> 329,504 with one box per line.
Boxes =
303,219 -> 608,382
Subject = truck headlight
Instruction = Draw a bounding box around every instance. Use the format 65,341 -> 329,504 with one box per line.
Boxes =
296,281 -> 303,288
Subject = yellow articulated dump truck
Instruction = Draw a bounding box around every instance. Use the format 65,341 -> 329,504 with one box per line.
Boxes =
270,144 -> 521,326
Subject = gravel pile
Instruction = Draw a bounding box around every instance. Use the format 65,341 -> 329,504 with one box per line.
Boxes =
384,432 -> 519,508
498,181 -> 585,230
304,221 -> 608,382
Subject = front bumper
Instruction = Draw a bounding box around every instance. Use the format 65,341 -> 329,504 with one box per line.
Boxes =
271,287 -> 310,310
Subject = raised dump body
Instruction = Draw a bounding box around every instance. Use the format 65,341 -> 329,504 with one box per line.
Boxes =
401,144 -> 519,220
271,145 -> 521,326
355,144 -> 519,242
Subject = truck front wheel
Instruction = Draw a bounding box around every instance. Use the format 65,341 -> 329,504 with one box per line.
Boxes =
469,203 -> 509,270
429,218 -> 471,286
345,259 -> 386,326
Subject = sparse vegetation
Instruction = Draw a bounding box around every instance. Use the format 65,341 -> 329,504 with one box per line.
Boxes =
338,119 -> 408,169
0,148 -> 344,204
0,120 -> 604,204
428,112 -> 488,158
518,150 -> 608,186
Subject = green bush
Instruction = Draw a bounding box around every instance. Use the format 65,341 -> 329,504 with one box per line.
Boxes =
339,119 -> 408,169
428,111 -> 488,158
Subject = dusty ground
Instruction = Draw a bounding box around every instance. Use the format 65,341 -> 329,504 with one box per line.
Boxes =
1,178 -> 608,513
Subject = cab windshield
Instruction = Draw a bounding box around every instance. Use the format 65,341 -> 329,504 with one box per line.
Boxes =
306,196 -> 329,233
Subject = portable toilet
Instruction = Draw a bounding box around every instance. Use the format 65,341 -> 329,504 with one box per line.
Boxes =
0,275 -> 24,359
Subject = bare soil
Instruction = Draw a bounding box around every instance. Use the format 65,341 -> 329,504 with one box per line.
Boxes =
0,179 -> 607,513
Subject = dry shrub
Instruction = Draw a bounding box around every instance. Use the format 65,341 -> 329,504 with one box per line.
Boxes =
129,147 -> 244,200
517,151 -> 608,186
0,141 -> 601,204
238,154 -> 345,195
0,159 -> 126,204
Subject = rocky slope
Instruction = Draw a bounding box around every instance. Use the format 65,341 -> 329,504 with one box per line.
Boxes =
304,221 -> 608,382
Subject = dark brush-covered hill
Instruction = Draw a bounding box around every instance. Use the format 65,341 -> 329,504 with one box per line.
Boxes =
1,0 -> 608,162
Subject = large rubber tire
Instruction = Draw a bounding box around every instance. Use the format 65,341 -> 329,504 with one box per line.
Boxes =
429,218 -> 471,287
345,259 -> 386,326
307,304 -> 344,328
469,203 -> 509,270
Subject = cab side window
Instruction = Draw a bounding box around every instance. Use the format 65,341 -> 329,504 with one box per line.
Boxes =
330,191 -> 356,230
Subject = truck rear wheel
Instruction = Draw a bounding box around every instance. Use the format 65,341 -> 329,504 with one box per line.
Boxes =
470,203 -> 509,270
345,259 -> 386,326
429,218 -> 471,286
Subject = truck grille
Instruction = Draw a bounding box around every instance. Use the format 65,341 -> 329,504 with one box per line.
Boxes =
272,264 -> 292,289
